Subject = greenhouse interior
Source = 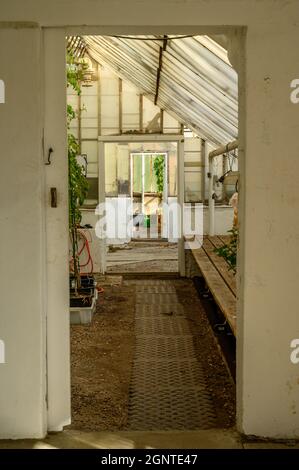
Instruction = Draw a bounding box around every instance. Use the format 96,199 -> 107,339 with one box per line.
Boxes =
0,0 -> 299,454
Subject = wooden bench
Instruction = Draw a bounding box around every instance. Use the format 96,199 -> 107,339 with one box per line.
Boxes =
190,235 -> 236,336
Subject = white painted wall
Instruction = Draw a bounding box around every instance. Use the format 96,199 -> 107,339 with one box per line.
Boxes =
236,22 -> 299,439
43,29 -> 71,433
0,0 -> 299,440
0,27 -> 47,439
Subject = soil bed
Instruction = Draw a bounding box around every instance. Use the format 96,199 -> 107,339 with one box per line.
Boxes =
68,275 -> 135,431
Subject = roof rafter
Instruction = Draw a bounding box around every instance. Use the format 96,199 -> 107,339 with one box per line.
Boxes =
73,34 -> 238,146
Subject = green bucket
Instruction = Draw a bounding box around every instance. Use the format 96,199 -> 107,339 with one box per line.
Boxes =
144,215 -> 150,228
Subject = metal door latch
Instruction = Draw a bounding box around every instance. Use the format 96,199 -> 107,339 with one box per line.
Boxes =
45,147 -> 54,165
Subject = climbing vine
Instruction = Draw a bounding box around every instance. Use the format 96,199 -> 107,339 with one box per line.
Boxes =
67,52 -> 89,289
153,155 -> 164,197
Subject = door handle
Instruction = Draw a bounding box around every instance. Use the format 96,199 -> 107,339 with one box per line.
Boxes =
45,147 -> 54,165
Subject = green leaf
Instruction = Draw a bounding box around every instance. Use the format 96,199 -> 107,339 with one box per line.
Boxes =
214,227 -> 238,274
67,51 -> 90,285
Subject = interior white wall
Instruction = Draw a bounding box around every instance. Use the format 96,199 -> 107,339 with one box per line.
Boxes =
0,26 -> 47,439
0,0 -> 299,439
236,22 -> 299,439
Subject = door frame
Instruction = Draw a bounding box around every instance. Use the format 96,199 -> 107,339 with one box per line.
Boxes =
98,134 -> 185,275
130,151 -> 168,238
44,26 -> 244,434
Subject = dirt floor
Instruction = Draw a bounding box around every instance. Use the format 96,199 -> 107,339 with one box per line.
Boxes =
68,275 -> 135,431
69,275 -> 235,431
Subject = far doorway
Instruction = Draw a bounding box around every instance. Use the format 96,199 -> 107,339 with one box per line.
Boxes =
131,152 -> 167,240
101,137 -> 181,275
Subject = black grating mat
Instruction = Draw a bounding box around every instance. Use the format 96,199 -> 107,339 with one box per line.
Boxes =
125,280 -> 217,431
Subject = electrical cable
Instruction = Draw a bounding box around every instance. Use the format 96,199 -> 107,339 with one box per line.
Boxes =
106,35 -> 195,41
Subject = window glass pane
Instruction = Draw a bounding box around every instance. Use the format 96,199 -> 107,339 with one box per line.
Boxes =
185,168 -> 202,202
105,143 -> 117,196
105,143 -> 130,196
133,154 -> 142,194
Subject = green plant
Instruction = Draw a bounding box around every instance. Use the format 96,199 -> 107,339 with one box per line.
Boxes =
214,227 -> 238,274
153,155 -> 164,197
67,52 -> 89,290
66,53 -> 88,94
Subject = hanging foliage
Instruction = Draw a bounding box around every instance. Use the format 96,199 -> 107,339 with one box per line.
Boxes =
66,53 -> 88,95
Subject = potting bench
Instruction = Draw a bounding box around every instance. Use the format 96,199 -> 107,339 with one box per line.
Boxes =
190,235 -> 237,336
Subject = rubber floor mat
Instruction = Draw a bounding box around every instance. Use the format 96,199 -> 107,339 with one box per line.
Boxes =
126,280 -> 217,430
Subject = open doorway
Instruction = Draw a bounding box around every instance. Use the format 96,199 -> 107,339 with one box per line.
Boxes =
46,30 -> 239,434
131,152 -> 167,240
100,138 -> 180,274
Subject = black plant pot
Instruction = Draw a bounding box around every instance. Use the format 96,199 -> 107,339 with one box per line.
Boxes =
70,286 -> 94,297
69,274 -> 97,324
70,294 -> 93,308
70,274 -> 95,289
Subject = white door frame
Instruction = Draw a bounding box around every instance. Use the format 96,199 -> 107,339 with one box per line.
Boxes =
130,151 -> 168,237
43,29 -> 71,432
98,134 -> 185,275
43,26 -> 243,436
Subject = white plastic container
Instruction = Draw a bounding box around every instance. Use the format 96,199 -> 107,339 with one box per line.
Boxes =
70,295 -> 97,325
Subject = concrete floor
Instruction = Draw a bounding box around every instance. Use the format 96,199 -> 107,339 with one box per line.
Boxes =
0,429 -> 298,449
107,241 -> 178,273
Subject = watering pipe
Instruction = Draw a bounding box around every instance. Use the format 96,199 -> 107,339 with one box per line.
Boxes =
208,140 -> 238,236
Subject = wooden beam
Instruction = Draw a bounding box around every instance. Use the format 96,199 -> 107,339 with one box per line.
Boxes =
209,140 -> 238,159
97,64 -> 101,136
222,153 -> 228,200
160,109 -> 164,133
98,141 -> 106,273
119,78 -> 123,134
201,138 -> 206,203
139,94 -> 143,132
178,138 -> 185,276
154,35 -> 167,106
184,161 -> 204,168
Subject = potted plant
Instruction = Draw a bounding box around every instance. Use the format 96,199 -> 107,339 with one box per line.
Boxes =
67,51 -> 97,323
214,226 -> 238,274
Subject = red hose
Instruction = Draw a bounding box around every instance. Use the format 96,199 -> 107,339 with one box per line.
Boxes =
69,230 -> 94,275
